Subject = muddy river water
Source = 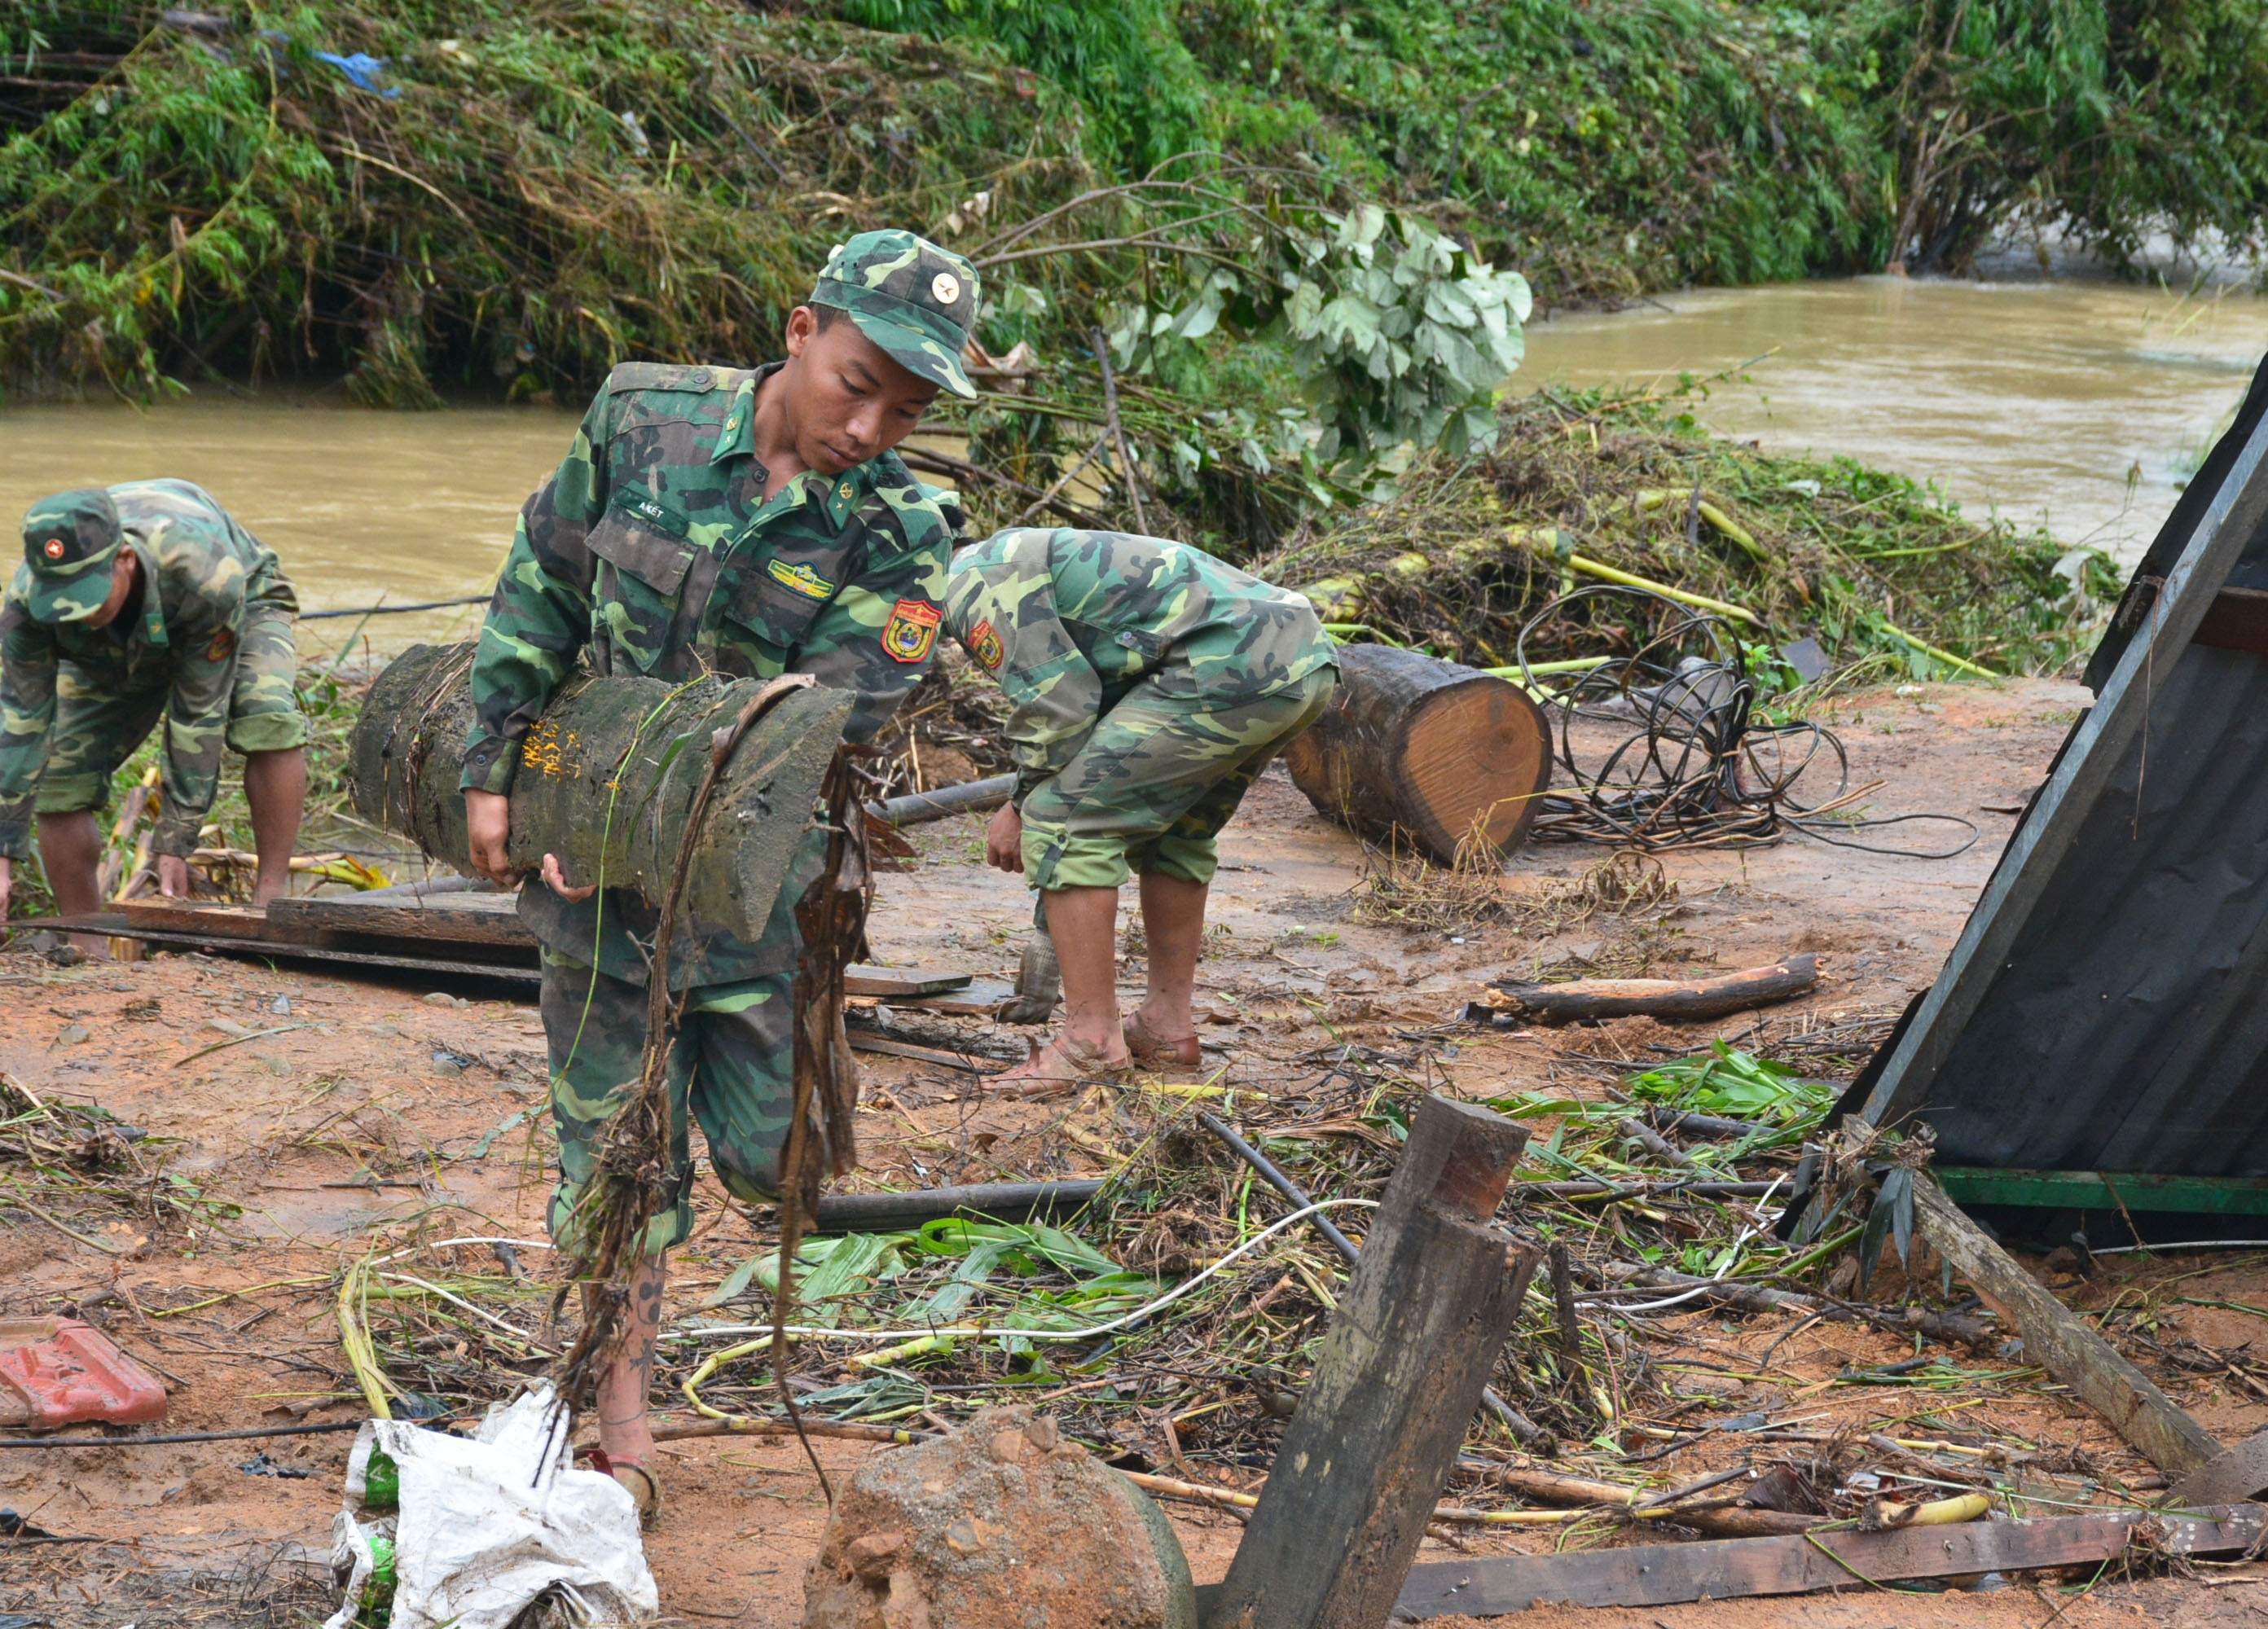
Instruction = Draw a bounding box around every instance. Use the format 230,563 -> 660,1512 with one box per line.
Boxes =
1,272 -> 2264,647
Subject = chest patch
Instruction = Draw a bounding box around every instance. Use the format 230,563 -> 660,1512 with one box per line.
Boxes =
767,558 -> 837,600
882,598 -> 942,664
969,617 -> 1004,673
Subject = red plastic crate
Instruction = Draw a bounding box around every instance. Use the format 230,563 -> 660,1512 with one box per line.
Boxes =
0,1317 -> 167,1428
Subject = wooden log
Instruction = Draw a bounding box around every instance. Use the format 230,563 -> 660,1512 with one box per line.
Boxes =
1488,954 -> 1817,1025
1205,1094 -> 1536,1629
346,642 -> 851,944
1280,644 -> 1551,863
1393,1504 -> 2266,1616
1912,1173 -> 2221,1474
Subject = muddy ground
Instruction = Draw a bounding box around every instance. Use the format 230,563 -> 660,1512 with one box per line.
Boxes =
2,677 -> 2265,1627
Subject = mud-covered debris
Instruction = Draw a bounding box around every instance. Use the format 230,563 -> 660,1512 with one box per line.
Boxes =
803,1404 -> 1196,1629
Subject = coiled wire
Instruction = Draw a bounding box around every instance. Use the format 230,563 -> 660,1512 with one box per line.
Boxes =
1514,586 -> 1979,858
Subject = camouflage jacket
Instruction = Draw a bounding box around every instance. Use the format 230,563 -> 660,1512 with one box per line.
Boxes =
0,480 -> 295,861
943,528 -> 1336,801
463,360 -> 958,983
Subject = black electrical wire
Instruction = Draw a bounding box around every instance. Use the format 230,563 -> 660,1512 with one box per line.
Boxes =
300,595 -> 490,621
1514,586 -> 1980,858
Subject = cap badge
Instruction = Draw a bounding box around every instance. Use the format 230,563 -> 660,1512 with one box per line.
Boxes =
42,538 -> 64,560
931,272 -> 961,305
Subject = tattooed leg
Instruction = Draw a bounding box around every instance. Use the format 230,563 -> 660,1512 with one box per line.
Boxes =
590,1254 -> 665,1466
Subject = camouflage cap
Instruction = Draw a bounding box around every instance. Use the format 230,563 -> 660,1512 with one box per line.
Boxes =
20,488 -> 124,623
811,230 -> 982,400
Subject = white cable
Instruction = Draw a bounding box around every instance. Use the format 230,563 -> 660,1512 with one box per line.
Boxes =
1579,1175 -> 1789,1315
662,1198 -> 1382,1346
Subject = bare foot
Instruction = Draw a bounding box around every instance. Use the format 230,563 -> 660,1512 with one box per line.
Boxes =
996,1031 -> 1131,1084
1123,1010 -> 1199,1067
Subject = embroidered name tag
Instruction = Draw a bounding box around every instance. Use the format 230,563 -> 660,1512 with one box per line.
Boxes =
615,488 -> 691,540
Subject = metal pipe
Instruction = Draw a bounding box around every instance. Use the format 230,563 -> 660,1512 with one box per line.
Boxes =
812,1179 -> 1105,1233
866,774 -> 1018,829
1198,1111 -> 1360,1266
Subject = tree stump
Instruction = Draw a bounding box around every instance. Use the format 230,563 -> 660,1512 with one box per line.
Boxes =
1282,645 -> 1551,863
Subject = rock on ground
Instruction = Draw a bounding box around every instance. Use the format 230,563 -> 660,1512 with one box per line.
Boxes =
802,1405 -> 1196,1629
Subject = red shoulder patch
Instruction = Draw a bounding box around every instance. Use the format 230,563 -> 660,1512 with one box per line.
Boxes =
204,627 -> 236,663
882,598 -> 941,664
969,617 -> 1004,673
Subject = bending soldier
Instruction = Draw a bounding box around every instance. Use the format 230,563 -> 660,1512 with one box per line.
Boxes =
0,482 -> 310,952
942,528 -> 1338,1079
458,231 -> 978,1521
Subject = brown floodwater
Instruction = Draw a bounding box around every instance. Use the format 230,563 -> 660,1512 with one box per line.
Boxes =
1520,274 -> 2268,561
1,274 -> 2262,648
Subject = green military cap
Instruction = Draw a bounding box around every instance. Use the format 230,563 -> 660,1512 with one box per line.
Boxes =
811,230 -> 982,401
20,488 -> 125,623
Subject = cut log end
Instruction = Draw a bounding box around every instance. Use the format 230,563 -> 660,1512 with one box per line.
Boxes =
1284,645 -> 1552,863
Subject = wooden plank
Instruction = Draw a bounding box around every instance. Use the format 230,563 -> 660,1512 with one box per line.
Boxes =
1936,1166 -> 2268,1215
116,899 -> 275,942
1393,1504 -> 2266,1617
37,917 -> 537,986
1205,1096 -> 1536,1629
892,979 -> 1017,1016
269,889 -> 534,948
842,966 -> 974,999
1914,1173 -> 2222,1475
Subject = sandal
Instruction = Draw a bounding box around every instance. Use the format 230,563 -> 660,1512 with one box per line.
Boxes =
595,1455 -> 662,1529
1123,1012 -> 1200,1069
994,1032 -> 1132,1086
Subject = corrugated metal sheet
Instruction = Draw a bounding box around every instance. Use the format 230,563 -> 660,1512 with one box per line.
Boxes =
1854,356 -> 2268,1182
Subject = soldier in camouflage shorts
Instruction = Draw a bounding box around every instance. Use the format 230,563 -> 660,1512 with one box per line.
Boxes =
943,527 -> 1338,1081
458,229 -> 979,1507
0,482 -> 309,951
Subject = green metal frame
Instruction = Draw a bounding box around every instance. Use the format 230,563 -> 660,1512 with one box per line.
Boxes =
1935,1166 -> 2268,1216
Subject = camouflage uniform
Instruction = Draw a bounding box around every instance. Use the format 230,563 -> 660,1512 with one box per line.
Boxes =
0,481 -> 305,863
461,230 -> 977,1248
943,529 -> 1338,892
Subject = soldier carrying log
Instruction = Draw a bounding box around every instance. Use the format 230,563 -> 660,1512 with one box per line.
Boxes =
0,481 -> 310,954
455,230 -> 978,1521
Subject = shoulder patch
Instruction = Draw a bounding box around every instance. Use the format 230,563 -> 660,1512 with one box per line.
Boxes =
882,598 -> 942,664
968,617 -> 1004,673
205,626 -> 236,663
608,362 -> 719,394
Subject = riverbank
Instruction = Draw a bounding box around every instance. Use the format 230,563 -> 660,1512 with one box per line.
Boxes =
4,677 -> 2262,1627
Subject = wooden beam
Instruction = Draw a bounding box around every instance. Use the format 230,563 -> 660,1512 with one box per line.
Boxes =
1913,1173 -> 2221,1474
1392,1504 -> 2266,1617
1488,955 -> 1817,1025
1936,1166 -> 2268,1216
1204,1095 -> 1536,1629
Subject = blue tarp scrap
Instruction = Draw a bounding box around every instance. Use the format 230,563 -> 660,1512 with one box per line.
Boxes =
253,31 -> 403,98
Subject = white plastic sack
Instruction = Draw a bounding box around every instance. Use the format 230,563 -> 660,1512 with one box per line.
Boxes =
324,1385 -> 658,1629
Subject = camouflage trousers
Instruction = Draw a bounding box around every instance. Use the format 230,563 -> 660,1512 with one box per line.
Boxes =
1021,665 -> 1338,891
33,602 -> 309,817
540,945 -> 796,1254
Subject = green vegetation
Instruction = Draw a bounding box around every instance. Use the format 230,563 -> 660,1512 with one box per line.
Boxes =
0,0 -> 2203,701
